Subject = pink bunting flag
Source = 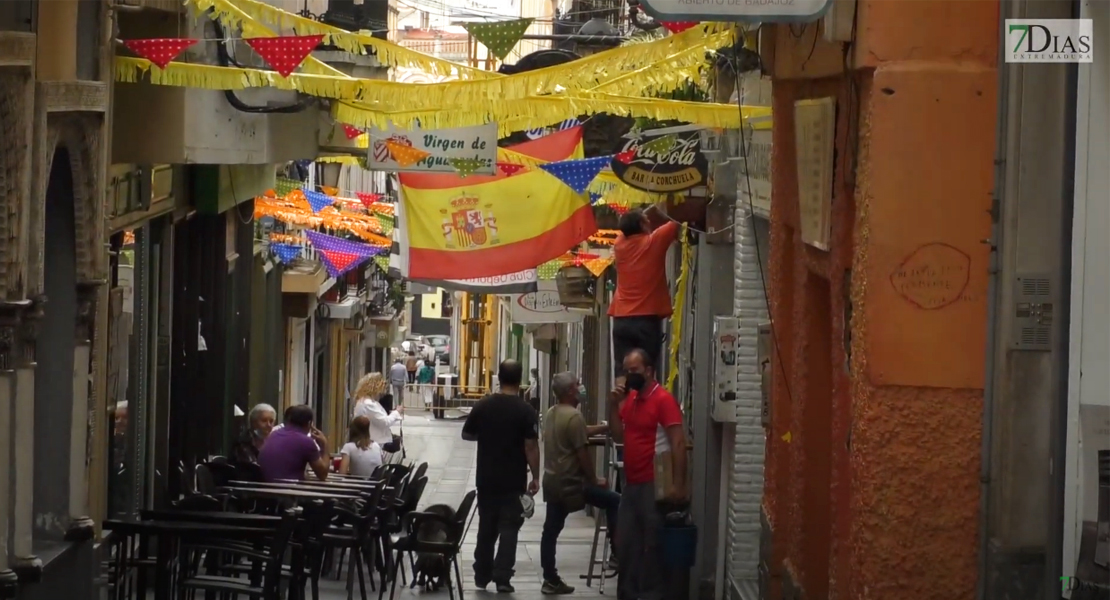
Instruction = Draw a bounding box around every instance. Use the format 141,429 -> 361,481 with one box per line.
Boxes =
342,124 -> 362,140
615,149 -> 636,164
498,163 -> 526,176
122,38 -> 198,69
660,22 -> 699,34
356,192 -> 383,209
245,35 -> 325,77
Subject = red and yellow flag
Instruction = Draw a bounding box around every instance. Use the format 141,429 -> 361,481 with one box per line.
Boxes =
399,127 -> 596,280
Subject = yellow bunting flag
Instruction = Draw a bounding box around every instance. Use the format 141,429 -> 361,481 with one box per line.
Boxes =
640,134 -> 677,155
386,140 -> 431,167
583,257 -> 613,277
464,18 -> 534,60
448,158 -> 485,178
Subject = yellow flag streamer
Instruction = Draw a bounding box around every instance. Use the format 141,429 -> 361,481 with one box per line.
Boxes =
666,223 -> 691,392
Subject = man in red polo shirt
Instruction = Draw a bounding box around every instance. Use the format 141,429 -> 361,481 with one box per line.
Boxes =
609,207 -> 680,383
609,348 -> 688,600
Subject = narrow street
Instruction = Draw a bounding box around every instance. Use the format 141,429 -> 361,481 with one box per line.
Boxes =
316,415 -> 615,600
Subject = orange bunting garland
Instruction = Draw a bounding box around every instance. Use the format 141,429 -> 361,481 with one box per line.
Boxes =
254,194 -> 391,246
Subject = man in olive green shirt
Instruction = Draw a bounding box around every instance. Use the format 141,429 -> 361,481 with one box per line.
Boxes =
540,372 -> 620,594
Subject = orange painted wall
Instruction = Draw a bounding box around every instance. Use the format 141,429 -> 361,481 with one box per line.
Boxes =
762,2 -> 998,599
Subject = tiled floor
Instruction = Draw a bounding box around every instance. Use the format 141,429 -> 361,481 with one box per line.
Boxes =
318,413 -> 617,600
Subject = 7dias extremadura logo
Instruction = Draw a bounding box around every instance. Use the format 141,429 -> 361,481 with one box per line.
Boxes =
1006,19 -> 1093,63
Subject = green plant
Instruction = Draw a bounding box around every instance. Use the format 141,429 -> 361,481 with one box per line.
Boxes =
388,280 -> 406,313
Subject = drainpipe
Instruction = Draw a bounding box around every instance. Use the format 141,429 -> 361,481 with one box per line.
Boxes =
976,1 -> 1014,598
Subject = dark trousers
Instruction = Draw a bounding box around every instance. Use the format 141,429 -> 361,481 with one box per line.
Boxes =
474,493 -> 525,584
616,482 -> 663,600
540,485 -> 621,582
612,316 -> 663,377
407,370 -> 416,383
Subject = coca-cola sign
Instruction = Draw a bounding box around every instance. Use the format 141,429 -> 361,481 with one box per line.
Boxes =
610,127 -> 708,193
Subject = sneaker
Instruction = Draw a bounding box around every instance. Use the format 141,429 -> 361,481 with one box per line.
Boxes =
495,582 -> 515,593
475,576 -> 491,589
542,578 -> 575,594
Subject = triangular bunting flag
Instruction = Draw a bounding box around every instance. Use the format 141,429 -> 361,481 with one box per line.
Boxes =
463,18 -> 534,60
374,214 -> 394,235
615,149 -> 636,164
122,38 -> 198,69
449,158 -> 485,178
304,190 -> 335,213
373,255 -> 390,272
539,155 -> 611,194
320,185 -> 340,196
583,257 -> 613,277
275,176 -> 301,197
386,140 -> 431,167
640,134 -> 677,155
498,162 -> 526,176
318,249 -> 362,277
271,243 -> 302,264
537,260 -> 561,280
660,22 -> 699,33
244,34 -> 325,77
589,192 -> 602,204
356,192 -> 383,209
342,124 -> 362,140
305,230 -> 382,260
611,204 -> 629,215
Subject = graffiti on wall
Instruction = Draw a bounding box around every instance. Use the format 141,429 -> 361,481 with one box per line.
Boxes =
889,242 -> 975,310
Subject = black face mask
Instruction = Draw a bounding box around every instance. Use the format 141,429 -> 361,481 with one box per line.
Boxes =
625,372 -> 646,393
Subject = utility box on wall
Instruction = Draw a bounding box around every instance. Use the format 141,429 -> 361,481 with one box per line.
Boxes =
758,322 -> 773,427
712,316 -> 740,422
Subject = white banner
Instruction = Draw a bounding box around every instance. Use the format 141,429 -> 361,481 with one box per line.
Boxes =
506,280 -> 584,324
368,123 -> 497,174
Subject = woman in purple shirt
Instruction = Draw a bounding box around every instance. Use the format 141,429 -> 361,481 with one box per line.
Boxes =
258,405 -> 330,481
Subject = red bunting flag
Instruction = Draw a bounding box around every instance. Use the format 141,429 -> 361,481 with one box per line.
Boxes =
245,35 -> 325,77
497,162 -> 525,176
342,124 -> 362,140
660,22 -> 699,34
356,192 -> 383,209
615,149 -> 636,164
318,249 -> 361,277
122,38 -> 198,69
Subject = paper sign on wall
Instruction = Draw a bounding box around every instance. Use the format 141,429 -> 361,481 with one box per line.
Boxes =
369,122 -> 497,175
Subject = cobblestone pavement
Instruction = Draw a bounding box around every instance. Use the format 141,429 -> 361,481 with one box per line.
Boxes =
318,412 -> 617,600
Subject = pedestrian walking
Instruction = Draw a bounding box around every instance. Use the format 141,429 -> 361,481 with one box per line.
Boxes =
462,359 -> 541,593
389,358 -> 407,405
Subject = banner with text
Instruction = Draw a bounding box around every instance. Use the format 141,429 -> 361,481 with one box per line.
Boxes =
411,269 -> 539,294
506,281 -> 584,324
369,122 -> 498,175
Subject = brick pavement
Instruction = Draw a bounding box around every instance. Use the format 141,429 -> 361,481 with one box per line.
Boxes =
318,413 -> 617,600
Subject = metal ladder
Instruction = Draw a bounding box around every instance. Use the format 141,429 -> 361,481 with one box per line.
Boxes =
582,441 -> 622,593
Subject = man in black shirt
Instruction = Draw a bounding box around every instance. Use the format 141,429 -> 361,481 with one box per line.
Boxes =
462,359 -> 540,592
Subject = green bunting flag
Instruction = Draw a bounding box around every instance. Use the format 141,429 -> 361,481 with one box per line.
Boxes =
464,18 -> 534,60
640,134 -> 677,155
448,157 -> 485,178
275,176 -> 301,197
374,255 -> 390,271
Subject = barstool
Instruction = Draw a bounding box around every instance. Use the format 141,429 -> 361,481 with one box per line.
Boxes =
583,441 -> 622,592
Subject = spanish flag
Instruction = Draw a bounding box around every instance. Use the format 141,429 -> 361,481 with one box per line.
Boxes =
399,127 -> 596,280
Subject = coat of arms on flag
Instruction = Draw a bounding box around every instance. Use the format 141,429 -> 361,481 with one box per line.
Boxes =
441,195 -> 499,249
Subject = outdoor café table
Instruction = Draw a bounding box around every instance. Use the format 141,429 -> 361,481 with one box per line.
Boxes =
220,484 -> 366,502
278,478 -> 384,490
140,509 -> 281,527
103,518 -> 275,600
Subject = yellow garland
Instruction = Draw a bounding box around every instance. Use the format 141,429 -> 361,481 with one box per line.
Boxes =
196,0 -> 736,100
192,0 -> 500,80
666,223 -> 691,392
114,57 -> 770,133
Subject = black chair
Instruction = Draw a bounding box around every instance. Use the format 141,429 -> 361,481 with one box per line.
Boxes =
410,462 -> 429,482
321,479 -> 388,599
385,490 -> 477,600
177,506 -> 304,600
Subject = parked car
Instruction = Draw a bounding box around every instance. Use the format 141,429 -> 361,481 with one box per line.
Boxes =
426,334 -> 450,366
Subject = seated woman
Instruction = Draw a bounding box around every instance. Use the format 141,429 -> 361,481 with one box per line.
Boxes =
339,416 -> 383,477
232,403 -> 277,465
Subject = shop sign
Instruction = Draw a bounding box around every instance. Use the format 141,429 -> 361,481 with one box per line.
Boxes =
506,281 -> 583,324
413,269 -> 539,294
611,127 -> 708,194
368,122 -> 497,175
636,0 -> 832,23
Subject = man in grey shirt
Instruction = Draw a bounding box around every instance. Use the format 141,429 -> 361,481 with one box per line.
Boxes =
389,358 -> 408,404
